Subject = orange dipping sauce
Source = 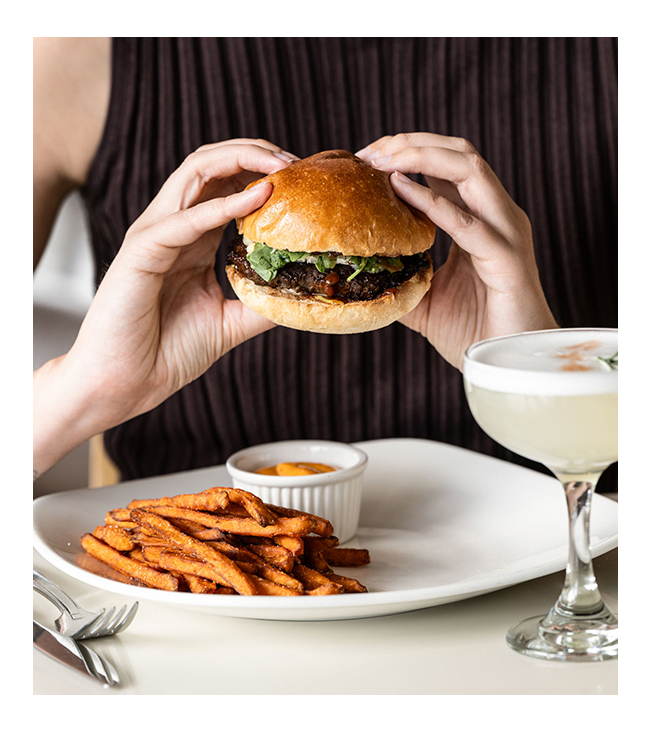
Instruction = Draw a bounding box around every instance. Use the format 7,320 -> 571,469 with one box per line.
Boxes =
255,462 -> 338,477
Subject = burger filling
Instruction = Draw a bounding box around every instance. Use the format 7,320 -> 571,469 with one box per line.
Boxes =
227,236 -> 430,302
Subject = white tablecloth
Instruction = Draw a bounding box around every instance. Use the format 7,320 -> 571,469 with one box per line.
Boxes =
33,542 -> 617,695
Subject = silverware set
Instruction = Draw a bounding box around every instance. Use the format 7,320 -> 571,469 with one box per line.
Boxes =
33,569 -> 139,687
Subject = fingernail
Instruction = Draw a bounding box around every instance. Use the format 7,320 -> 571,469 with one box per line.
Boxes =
273,151 -> 299,162
392,171 -> 414,184
242,180 -> 271,195
355,145 -> 371,158
371,154 -> 392,168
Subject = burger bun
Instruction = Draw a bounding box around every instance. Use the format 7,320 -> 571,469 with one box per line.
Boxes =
237,150 -> 436,257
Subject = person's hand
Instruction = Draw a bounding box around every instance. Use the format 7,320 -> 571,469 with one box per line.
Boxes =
34,139 -> 297,475
356,133 -> 558,370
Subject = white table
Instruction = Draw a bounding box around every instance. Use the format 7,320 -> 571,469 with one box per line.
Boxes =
33,542 -> 617,695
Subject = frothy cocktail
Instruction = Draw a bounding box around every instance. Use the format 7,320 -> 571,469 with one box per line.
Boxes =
463,329 -> 618,477
462,328 -> 618,661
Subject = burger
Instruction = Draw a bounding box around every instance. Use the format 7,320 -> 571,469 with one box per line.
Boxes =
226,150 -> 436,334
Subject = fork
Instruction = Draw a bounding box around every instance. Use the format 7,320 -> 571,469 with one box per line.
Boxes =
33,569 -> 138,640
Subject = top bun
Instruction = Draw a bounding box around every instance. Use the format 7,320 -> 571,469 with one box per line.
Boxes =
237,150 -> 436,258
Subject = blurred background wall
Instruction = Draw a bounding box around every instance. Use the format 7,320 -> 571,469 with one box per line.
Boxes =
33,192 -> 95,497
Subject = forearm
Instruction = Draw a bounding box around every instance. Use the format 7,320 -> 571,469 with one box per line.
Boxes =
33,355 -> 109,478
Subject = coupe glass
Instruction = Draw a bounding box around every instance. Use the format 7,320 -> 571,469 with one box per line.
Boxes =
463,328 -> 618,661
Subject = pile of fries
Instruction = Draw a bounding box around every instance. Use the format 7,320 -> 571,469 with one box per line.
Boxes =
79,487 -> 370,596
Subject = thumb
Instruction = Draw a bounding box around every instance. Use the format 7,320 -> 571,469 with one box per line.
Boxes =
218,298 -> 277,357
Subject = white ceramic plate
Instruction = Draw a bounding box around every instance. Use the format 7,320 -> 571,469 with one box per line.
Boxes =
33,438 -> 618,621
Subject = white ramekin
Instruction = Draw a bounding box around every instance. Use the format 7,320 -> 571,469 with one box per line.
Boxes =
225,440 -> 368,543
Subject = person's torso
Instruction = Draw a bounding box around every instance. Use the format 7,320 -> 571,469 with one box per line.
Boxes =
80,37 -> 618,484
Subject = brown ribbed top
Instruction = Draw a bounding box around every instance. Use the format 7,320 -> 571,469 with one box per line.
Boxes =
80,38 -> 618,489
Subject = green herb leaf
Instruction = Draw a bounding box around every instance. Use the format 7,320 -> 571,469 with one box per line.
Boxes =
246,242 -> 306,282
314,254 -> 337,273
287,251 -> 306,263
379,257 -> 404,273
246,242 -> 407,283
346,257 -> 367,281
597,351 -> 618,371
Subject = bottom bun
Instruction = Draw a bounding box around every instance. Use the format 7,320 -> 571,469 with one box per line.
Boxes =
226,260 -> 433,335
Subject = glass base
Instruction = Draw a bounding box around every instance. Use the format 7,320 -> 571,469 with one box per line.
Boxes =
506,606 -> 618,662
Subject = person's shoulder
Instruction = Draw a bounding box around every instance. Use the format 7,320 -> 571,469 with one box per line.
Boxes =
34,37 -> 111,187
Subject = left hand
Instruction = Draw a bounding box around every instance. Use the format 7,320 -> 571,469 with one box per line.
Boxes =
33,139 -> 297,477
356,133 -> 558,370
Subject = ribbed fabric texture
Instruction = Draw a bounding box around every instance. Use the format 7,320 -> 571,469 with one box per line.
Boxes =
81,38 -> 618,489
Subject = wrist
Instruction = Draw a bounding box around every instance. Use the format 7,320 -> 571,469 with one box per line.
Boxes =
33,354 -> 110,477
512,269 -> 559,332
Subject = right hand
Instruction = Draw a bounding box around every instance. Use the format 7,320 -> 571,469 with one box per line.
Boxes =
356,133 -> 557,369
34,139 -> 297,474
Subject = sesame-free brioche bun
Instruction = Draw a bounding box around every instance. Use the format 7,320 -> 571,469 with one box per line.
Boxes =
226,256 -> 433,335
236,150 -> 436,257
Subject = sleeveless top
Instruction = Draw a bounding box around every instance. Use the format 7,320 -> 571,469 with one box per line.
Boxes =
80,38 -> 618,489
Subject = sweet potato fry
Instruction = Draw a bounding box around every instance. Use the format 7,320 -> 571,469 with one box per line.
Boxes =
292,564 -> 340,591
130,531 -> 174,547
128,546 -> 148,563
236,535 -> 274,546
183,574 -> 217,594
92,524 -> 135,552
203,539 -> 257,562
158,551 -> 257,589
167,517 -> 226,537
221,488 -> 277,526
127,488 -> 230,512
80,533 -> 179,591
140,544 -> 185,564
246,543 -> 295,572
273,535 -> 304,557
138,505 -> 286,536
267,504 -> 333,537
248,576 -> 303,596
301,547 -> 332,574
235,559 -> 261,574
130,509 -> 257,595
306,582 -> 344,596
253,560 -> 303,591
303,536 -> 339,551
105,508 -> 138,528
322,547 -> 371,567
198,514 -> 316,537
158,552 -> 232,588
186,527 -> 230,541
137,505 -> 227,528
325,573 -> 368,593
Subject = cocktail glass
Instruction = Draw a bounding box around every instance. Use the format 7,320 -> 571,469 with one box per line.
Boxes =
463,328 -> 618,661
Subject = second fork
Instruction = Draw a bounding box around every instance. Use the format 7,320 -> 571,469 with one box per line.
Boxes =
33,569 -> 138,640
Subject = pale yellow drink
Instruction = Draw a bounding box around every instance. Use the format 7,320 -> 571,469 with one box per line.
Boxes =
464,389 -> 617,475
463,329 -> 618,476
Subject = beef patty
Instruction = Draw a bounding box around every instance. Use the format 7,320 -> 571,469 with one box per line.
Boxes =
226,236 -> 431,302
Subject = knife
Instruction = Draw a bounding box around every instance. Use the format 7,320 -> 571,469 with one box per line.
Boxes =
33,620 -> 119,687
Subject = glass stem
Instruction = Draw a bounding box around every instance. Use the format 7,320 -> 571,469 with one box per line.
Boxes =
554,477 -> 605,616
